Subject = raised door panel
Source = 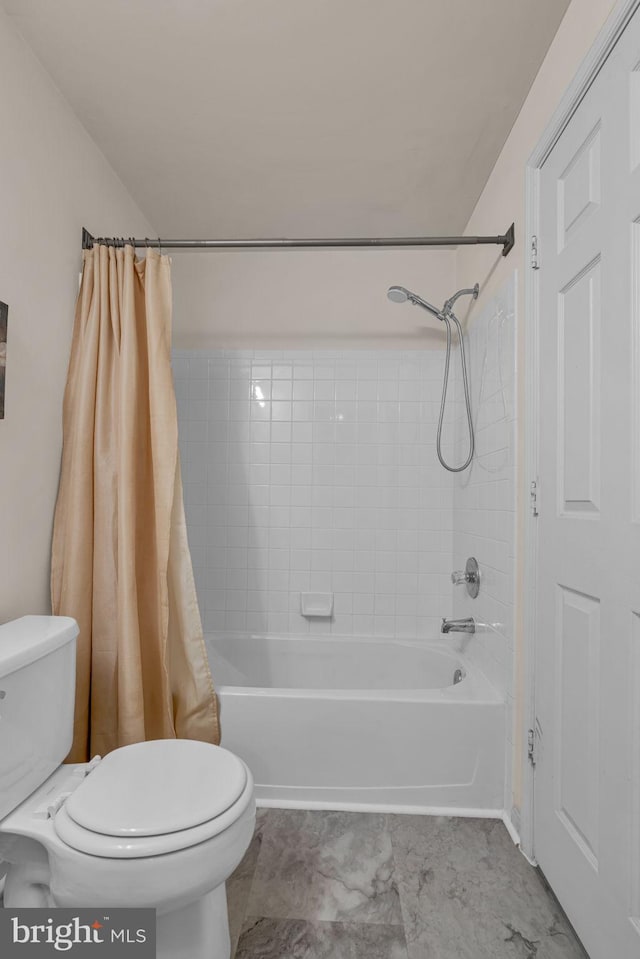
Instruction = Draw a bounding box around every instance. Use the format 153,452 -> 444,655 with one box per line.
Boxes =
630,60 -> 640,172
632,218 -> 640,525
557,258 -> 601,516
631,611 -> 640,938
554,586 -> 601,871
557,124 -> 601,251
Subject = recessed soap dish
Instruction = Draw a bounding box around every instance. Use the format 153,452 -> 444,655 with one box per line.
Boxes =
300,592 -> 334,618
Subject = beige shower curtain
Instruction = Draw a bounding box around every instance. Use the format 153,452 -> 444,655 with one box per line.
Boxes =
51,244 -> 220,762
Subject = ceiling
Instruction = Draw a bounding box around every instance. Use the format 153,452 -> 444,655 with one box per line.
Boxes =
4,0 -> 571,238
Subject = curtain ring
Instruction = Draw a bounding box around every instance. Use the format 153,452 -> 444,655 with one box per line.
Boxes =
157,237 -> 162,256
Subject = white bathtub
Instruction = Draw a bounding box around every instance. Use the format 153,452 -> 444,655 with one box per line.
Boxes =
207,633 -> 504,815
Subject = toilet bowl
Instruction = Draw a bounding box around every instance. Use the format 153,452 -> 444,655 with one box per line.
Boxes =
0,617 -> 256,959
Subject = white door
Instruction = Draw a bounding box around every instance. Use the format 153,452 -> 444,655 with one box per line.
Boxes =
535,8 -> 640,959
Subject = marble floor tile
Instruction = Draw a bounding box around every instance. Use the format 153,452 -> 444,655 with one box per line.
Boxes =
235,917 -> 409,959
388,815 -> 588,959
246,809 -> 403,925
227,808 -> 269,957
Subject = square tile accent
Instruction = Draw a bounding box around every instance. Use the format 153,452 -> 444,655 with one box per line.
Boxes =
389,814 -> 586,959
246,809 -> 402,925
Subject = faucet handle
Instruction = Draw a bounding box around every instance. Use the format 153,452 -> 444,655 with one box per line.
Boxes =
450,557 -> 480,598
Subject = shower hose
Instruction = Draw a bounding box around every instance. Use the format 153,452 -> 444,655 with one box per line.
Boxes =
437,310 -> 474,473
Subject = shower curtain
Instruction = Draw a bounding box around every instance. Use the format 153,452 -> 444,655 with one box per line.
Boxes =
51,244 -> 220,762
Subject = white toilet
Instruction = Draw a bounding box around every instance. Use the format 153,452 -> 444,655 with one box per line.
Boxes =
0,616 -> 255,959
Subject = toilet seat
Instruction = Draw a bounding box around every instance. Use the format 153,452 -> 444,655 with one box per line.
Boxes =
53,740 -> 253,859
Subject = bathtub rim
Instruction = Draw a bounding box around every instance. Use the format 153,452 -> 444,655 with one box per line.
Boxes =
207,632 -> 502,704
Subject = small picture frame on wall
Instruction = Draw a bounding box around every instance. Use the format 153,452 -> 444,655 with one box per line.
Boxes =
0,301 -> 7,419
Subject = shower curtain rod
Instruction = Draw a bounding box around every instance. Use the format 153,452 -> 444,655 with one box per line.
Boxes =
81,224 -> 515,256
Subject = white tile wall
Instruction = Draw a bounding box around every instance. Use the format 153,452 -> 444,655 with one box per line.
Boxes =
173,350 -> 454,639
450,273 -> 517,810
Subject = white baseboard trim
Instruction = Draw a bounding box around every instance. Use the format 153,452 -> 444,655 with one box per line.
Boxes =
501,808 -> 538,865
502,810 -> 521,846
256,798 -> 504,818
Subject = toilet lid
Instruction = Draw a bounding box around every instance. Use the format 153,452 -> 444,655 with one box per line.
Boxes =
64,740 -> 247,837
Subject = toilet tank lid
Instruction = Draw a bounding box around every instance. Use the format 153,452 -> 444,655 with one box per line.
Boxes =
0,616 -> 78,677
64,739 -> 248,838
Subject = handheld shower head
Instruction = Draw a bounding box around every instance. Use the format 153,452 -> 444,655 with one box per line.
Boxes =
386,280 -> 480,473
387,285 -> 411,303
386,286 -> 444,320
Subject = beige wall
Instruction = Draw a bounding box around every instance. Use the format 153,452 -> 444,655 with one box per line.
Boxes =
456,0 -> 617,815
171,248 -> 456,351
0,8 -> 153,622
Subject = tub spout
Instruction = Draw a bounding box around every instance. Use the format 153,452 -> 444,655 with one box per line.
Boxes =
441,617 -> 475,634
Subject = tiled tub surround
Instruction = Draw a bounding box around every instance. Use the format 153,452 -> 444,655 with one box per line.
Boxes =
451,275 -> 517,817
207,633 -> 504,812
227,809 -> 588,959
174,349 -> 454,639
173,331 -> 518,816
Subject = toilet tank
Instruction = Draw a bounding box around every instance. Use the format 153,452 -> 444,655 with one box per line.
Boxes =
0,616 -> 78,821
